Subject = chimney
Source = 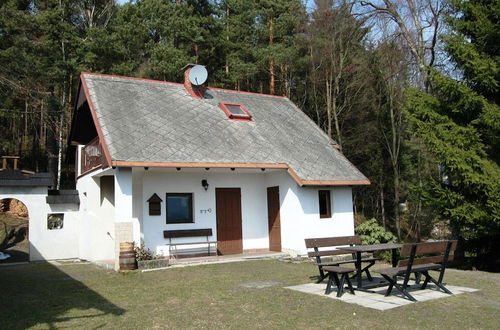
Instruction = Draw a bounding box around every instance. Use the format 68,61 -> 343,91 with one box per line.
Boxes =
183,64 -> 207,98
1,156 -> 20,170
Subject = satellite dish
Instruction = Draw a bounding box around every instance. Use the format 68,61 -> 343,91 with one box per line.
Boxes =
189,65 -> 208,85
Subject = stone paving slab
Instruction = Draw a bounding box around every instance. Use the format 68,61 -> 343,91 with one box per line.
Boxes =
285,282 -> 479,310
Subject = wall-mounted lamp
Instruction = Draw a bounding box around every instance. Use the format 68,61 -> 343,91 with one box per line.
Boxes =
201,179 -> 209,191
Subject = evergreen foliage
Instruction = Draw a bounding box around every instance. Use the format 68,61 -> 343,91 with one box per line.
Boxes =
406,0 -> 499,270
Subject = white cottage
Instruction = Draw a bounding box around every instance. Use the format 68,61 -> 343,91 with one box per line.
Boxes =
69,67 -> 369,268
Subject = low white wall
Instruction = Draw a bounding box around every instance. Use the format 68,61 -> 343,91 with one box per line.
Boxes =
0,187 -> 80,261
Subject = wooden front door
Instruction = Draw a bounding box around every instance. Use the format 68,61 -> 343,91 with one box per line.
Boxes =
216,188 -> 243,255
267,186 -> 282,252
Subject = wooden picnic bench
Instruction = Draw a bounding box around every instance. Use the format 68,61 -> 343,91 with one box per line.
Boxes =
163,229 -> 217,259
374,240 -> 457,302
323,266 -> 356,297
304,236 -> 380,283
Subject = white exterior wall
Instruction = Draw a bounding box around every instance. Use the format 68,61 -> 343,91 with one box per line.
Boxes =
73,166 -> 356,261
141,169 -> 355,257
142,170 -> 270,256
76,169 -> 116,262
264,171 -> 355,255
0,187 -> 79,261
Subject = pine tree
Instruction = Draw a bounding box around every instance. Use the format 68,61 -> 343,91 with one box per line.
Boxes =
406,0 -> 500,270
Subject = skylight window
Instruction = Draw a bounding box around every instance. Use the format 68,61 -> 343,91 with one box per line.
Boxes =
219,102 -> 252,121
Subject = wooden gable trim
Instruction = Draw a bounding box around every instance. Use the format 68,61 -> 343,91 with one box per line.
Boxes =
80,73 -> 113,168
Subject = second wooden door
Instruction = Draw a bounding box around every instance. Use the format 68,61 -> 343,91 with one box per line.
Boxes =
267,186 -> 282,252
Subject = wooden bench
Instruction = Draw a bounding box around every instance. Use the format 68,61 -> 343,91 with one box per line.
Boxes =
163,229 -> 217,259
305,236 -> 380,283
375,240 -> 457,302
323,266 -> 356,297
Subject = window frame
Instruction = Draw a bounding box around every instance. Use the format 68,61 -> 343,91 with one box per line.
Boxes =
165,193 -> 194,224
318,190 -> 332,219
219,102 -> 252,121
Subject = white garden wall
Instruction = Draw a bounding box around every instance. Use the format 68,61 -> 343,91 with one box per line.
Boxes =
0,187 -> 79,261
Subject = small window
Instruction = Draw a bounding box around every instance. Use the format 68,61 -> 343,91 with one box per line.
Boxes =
318,190 -> 331,218
219,102 -> 252,121
147,193 -> 162,216
166,193 -> 193,223
47,213 -> 64,230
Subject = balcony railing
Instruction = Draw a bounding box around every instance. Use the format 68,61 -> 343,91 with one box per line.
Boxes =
81,137 -> 103,174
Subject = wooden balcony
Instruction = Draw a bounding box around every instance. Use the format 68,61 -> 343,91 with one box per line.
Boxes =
81,137 -> 103,175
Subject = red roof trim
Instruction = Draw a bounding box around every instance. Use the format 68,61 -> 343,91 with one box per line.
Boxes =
80,72 -> 184,87
79,72 -> 286,99
80,73 -> 113,167
219,102 -> 252,121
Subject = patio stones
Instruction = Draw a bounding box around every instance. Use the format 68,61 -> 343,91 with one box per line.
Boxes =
285,281 -> 479,310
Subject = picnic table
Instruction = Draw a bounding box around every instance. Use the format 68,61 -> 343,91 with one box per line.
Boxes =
337,243 -> 402,289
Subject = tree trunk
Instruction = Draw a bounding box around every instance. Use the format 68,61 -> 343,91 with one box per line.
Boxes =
393,165 -> 401,239
332,85 -> 342,149
380,186 -> 386,229
325,74 -> 332,138
268,18 -> 275,94
225,7 -> 229,74
47,92 -> 59,188
387,90 -> 401,240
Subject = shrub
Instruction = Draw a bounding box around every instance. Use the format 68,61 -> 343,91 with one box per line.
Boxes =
134,244 -> 155,261
355,218 -> 398,262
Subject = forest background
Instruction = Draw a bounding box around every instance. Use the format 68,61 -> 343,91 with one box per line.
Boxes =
0,0 -> 498,270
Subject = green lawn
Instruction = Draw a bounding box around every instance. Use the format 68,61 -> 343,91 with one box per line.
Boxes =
0,260 -> 498,329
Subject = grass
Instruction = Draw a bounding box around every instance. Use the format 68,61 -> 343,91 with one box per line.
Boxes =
0,259 -> 498,329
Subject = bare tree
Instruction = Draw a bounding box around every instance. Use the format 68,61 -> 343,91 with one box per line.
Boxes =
371,41 -> 409,239
73,0 -> 115,31
356,0 -> 446,87
308,1 -> 370,147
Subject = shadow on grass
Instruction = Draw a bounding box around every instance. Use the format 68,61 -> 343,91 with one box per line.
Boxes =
0,246 -> 125,329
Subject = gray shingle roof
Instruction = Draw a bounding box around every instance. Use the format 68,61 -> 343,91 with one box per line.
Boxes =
0,170 -> 53,187
82,73 -> 368,184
